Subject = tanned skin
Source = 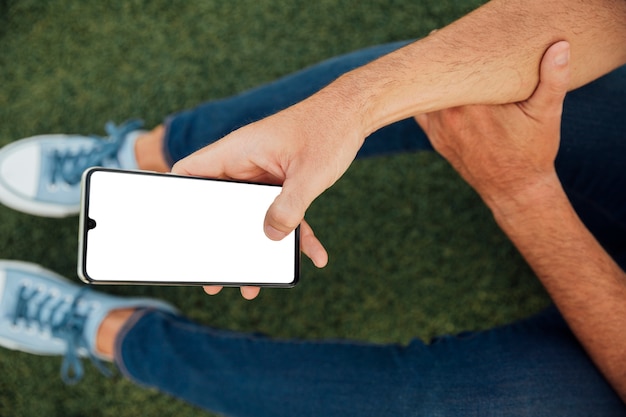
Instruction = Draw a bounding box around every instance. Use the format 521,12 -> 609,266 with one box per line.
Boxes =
417,40 -> 626,402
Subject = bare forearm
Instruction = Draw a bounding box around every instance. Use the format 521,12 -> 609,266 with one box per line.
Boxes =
490,176 -> 626,401
409,25 -> 626,399
327,0 -> 626,136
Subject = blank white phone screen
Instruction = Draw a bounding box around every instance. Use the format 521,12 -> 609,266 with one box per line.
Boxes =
82,170 -> 298,285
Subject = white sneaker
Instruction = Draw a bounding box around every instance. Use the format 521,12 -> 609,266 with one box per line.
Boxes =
0,120 -> 144,217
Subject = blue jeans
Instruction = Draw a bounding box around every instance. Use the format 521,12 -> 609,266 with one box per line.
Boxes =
116,42 -> 626,416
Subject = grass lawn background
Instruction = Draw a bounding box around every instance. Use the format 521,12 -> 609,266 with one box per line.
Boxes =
0,0 -> 550,416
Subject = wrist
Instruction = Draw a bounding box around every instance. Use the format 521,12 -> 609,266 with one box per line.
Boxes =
333,40 -> 443,136
484,172 -> 565,229
301,72 -> 373,148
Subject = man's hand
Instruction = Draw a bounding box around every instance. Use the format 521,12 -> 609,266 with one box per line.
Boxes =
172,84 -> 367,299
415,41 -> 571,206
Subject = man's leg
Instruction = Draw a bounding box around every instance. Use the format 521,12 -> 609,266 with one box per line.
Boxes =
111,305 -> 625,417
3,260 -> 622,416
0,261 -> 176,384
134,125 -> 169,172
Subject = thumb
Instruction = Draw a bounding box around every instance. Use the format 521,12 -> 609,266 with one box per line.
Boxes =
525,41 -> 571,117
264,176 -> 318,241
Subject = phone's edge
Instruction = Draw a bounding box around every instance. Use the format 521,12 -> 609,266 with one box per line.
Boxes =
76,167 -> 301,288
77,167 -> 97,284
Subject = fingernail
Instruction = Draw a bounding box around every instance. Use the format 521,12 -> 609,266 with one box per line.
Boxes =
265,224 -> 287,241
554,48 -> 570,67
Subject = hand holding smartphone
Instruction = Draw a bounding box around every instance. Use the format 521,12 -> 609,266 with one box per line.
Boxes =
78,168 -> 300,286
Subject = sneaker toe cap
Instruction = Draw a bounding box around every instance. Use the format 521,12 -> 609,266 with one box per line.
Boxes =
0,143 -> 41,198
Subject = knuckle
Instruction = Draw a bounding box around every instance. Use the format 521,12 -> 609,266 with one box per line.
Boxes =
268,201 -> 302,232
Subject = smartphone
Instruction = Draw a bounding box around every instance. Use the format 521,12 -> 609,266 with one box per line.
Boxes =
78,167 -> 300,287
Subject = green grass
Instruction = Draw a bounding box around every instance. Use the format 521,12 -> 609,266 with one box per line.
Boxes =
0,0 -> 550,416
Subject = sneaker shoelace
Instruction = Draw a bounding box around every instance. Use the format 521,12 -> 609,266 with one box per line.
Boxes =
13,284 -> 113,384
50,120 -> 143,186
